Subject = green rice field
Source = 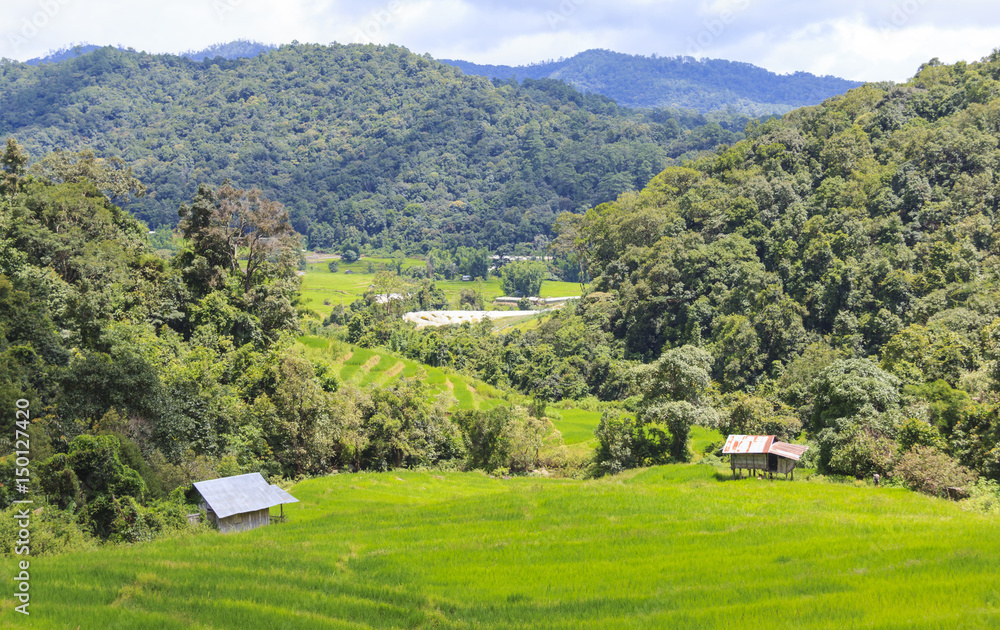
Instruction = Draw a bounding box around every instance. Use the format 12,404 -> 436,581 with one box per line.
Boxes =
298,256 -> 581,319
299,336 -> 510,413
7,465 -> 998,628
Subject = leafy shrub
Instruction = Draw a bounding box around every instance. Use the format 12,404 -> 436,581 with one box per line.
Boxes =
721,394 -> 802,441
891,445 -> 976,498
962,478 -> 1000,514
594,411 -> 639,475
896,417 -> 946,453
827,428 -> 896,478
454,405 -> 543,473
327,260 -> 339,273
0,504 -> 96,557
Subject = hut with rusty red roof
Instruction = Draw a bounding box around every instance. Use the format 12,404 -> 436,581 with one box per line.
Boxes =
723,434 -> 809,480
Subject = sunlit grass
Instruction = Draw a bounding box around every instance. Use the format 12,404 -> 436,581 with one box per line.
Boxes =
338,347 -> 377,382
8,465 -> 998,629
549,408 -> 604,446
298,256 -> 582,319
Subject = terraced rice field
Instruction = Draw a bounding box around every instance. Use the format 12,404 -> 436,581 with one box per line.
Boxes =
299,337 -> 508,412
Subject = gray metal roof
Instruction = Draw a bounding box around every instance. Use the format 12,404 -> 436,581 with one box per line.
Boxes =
193,473 -> 298,519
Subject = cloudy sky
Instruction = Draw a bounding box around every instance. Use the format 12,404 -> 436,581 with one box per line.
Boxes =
2,0 -> 999,82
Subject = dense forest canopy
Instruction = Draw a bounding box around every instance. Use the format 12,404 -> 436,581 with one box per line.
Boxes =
552,52 -> 1000,481
441,49 -> 863,114
345,52 -> 1000,486
0,43 -> 753,253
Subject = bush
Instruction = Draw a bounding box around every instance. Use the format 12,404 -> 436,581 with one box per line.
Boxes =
721,394 -> 802,442
594,411 -> 639,475
327,260 -> 339,272
892,445 -> 976,497
0,504 -> 96,557
454,405 -> 543,473
896,417 -> 945,453
827,428 -> 896,478
459,288 -> 482,310
962,478 -> 1000,514
501,260 -> 547,297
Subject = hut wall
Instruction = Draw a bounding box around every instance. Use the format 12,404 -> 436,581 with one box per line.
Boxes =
218,507 -> 271,533
731,453 -> 768,471
777,458 -> 798,474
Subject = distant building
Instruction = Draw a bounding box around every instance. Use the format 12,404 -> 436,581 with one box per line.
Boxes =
192,473 -> 299,533
344,269 -> 354,274
723,435 -> 809,480
461,275 -> 472,281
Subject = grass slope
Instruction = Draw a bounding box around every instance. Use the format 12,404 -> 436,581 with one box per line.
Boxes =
6,466 -> 998,628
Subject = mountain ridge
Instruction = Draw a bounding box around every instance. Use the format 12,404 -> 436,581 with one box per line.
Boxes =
441,48 -> 863,114
0,43 -> 749,250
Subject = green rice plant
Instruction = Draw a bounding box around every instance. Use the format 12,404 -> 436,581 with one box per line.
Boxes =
400,361 -> 421,379
7,466 -> 1000,629
357,355 -> 399,387
445,374 -> 476,410
299,259 -> 582,319
688,424 -> 724,459
338,348 -> 376,382
549,407 -> 605,446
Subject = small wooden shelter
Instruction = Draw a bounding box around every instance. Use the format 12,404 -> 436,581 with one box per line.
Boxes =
193,473 -> 299,533
723,435 -> 809,480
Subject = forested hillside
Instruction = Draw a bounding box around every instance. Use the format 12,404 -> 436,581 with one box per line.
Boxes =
562,54 -> 1000,481
0,141 -> 569,547
441,49 -> 862,114
358,54 -> 1000,485
0,43 -> 748,251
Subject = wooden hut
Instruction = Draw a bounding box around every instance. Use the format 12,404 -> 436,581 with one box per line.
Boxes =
723,434 -> 809,480
193,473 -> 299,533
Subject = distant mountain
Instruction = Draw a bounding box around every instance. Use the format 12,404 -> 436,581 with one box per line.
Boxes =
440,49 -> 863,115
25,44 -> 104,65
177,40 -> 277,61
0,43 -> 751,250
23,40 -> 276,65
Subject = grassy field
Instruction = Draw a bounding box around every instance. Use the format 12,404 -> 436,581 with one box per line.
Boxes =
7,464 -> 998,628
298,256 -> 581,319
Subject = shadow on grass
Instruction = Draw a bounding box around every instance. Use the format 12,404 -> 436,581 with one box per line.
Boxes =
711,470 -> 802,482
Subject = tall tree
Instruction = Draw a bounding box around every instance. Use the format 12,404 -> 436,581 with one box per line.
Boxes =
0,138 -> 28,197
178,183 -> 299,293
